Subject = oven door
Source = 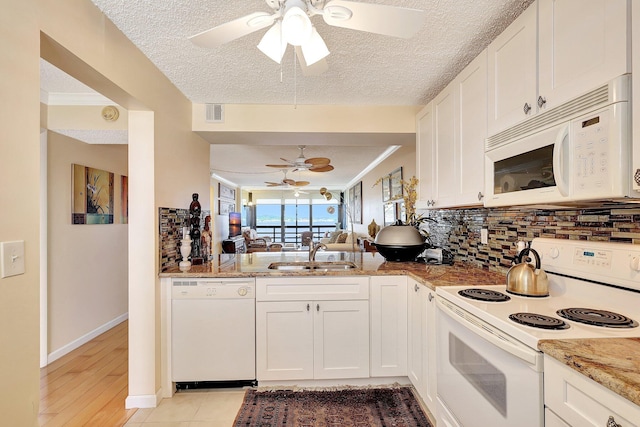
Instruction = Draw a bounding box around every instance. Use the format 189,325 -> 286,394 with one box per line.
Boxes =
436,297 -> 544,427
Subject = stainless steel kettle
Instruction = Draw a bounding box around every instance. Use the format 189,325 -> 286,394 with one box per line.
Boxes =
506,247 -> 549,297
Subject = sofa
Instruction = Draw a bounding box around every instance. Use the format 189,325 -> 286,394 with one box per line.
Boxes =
320,230 -> 362,251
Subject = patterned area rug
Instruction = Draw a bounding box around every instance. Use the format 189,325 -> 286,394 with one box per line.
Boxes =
233,387 -> 432,426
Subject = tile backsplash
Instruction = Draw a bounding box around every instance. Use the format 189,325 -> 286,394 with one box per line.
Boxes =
421,204 -> 640,274
159,207 -> 210,271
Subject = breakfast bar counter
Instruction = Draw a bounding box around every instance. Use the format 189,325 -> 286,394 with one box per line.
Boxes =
159,251 -> 507,289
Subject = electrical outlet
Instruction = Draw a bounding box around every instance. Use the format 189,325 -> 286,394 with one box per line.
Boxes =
1,240 -> 25,278
480,229 -> 488,245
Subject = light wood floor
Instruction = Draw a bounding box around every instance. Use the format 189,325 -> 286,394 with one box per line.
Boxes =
39,320 -> 137,426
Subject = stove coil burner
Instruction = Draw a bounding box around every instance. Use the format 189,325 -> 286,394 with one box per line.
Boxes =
509,313 -> 570,330
557,308 -> 639,329
458,288 -> 511,302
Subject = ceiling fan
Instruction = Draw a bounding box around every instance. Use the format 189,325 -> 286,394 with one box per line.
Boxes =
265,169 -> 311,187
189,0 -> 426,74
266,145 -> 334,172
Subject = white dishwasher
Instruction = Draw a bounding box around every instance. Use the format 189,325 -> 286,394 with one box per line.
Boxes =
171,278 -> 256,386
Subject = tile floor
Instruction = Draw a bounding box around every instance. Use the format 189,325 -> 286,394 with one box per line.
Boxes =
124,388 -> 246,427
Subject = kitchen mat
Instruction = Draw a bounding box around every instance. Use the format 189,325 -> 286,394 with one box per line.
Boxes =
233,386 -> 432,426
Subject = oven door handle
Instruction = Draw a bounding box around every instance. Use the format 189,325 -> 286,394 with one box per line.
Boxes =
437,297 -> 543,371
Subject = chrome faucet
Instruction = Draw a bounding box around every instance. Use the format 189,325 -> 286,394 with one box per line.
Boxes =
309,241 -> 327,261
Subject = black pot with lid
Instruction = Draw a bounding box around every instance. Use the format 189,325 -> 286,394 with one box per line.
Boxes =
373,221 -> 430,262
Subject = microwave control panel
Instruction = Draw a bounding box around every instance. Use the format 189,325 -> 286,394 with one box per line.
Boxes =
571,108 -> 612,195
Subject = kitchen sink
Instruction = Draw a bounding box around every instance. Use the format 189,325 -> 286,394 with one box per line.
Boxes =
268,261 -> 358,271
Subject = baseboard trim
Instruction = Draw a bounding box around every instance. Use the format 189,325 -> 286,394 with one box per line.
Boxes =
126,388 -> 163,409
47,313 -> 128,365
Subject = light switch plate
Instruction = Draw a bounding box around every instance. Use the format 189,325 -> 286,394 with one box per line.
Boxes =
1,240 -> 25,278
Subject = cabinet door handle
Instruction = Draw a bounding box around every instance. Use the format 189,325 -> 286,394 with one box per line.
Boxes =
477,192 -> 484,201
307,303 -> 310,311
316,303 -> 320,312
607,416 -> 621,427
523,102 -> 532,114
428,293 -> 434,302
537,95 -> 546,108
414,284 -> 419,292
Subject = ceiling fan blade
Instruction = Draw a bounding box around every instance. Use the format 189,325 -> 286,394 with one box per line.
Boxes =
283,178 -> 296,185
294,181 -> 310,187
266,164 -> 292,168
266,182 -> 282,187
189,12 -> 276,48
305,157 -> 331,166
309,164 -> 334,172
295,46 -> 329,76
322,0 -> 426,39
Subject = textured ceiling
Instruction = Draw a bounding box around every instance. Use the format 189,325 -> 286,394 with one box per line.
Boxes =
41,0 -> 534,189
88,0 -> 533,106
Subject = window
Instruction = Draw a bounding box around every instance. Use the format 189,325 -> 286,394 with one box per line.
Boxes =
254,198 -> 339,243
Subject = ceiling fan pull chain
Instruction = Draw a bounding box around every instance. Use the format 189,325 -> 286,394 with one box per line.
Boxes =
293,49 -> 298,109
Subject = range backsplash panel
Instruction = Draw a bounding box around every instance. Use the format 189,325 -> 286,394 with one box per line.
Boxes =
421,204 -> 640,275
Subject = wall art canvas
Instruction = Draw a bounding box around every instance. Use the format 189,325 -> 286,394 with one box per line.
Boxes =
72,163 -> 114,224
348,181 -> 363,224
390,167 -> 403,200
219,199 -> 235,216
121,175 -> 128,224
219,183 -> 236,201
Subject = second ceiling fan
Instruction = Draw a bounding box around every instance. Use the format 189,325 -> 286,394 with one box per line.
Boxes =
266,145 -> 334,172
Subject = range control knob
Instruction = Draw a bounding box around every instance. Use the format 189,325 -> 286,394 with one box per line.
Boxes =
547,247 -> 560,259
237,287 -> 248,296
630,256 -> 640,272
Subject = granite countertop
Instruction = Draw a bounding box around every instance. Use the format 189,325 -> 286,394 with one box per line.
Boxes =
159,251 -> 506,290
539,338 -> 640,407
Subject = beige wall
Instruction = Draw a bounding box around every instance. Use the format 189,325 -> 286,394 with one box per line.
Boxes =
0,1 -> 41,425
2,0 -> 210,422
47,131 -> 128,357
353,145 -> 417,236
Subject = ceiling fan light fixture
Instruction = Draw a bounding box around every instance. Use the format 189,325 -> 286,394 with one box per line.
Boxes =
301,27 -> 329,66
257,21 -> 287,63
282,1 -> 313,46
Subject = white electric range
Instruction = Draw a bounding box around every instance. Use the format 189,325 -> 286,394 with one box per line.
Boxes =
435,238 -> 640,427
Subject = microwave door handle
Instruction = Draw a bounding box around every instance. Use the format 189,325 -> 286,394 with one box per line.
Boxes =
553,125 -> 570,196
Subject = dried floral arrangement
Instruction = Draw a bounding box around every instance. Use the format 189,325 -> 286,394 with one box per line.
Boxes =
373,175 -> 434,229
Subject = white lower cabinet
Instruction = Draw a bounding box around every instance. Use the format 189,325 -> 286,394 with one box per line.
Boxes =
407,278 -> 437,412
544,355 -> 640,427
256,277 -> 370,382
370,276 -> 407,377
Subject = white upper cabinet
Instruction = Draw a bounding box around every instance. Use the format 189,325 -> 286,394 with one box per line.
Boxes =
417,50 -> 487,209
488,0 -> 629,136
456,50 -> 488,205
488,3 -> 537,136
433,83 -> 457,208
538,0 -> 629,112
416,103 -> 435,209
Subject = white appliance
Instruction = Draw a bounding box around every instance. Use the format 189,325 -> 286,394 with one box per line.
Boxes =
171,278 -> 256,384
484,75 -> 638,207
435,238 -> 640,427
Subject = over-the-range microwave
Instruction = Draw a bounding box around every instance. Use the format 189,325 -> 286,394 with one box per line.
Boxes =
484,75 -> 639,207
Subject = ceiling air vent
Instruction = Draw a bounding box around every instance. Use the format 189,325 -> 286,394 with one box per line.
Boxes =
205,103 -> 224,123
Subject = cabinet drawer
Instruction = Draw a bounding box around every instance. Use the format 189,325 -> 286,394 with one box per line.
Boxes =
256,276 -> 369,301
544,356 -> 640,427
